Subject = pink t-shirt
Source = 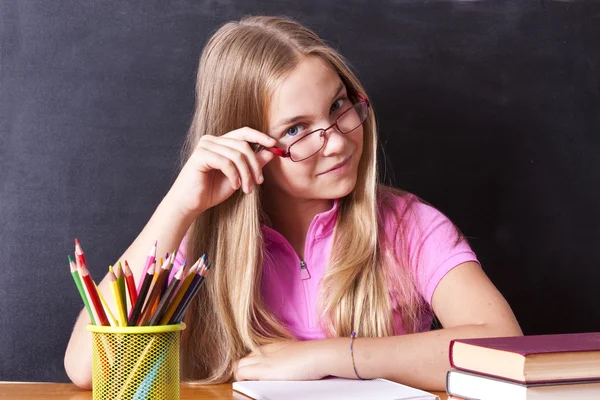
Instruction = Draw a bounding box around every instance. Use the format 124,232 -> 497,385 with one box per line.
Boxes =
170,193 -> 479,340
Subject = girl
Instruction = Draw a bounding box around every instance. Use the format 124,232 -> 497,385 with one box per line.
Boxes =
65,15 -> 522,391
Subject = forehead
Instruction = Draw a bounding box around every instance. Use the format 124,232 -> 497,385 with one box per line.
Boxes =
269,57 -> 343,122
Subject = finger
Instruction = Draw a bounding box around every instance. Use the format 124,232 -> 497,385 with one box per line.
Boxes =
203,136 -> 264,184
255,148 -> 276,168
235,363 -> 265,382
236,355 -> 259,370
198,141 -> 254,194
225,127 -> 278,148
195,148 -> 241,190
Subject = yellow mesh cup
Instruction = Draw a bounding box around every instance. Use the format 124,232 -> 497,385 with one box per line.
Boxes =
87,323 -> 185,400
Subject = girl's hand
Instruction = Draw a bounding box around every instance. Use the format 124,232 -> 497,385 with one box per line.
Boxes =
234,341 -> 329,381
164,127 -> 277,218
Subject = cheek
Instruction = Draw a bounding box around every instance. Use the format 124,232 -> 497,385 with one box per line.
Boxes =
262,158 -> 317,195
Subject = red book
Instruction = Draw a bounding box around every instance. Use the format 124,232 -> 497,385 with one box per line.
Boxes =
449,333 -> 600,385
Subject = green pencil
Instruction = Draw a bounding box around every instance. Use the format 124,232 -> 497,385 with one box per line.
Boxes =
68,255 -> 96,325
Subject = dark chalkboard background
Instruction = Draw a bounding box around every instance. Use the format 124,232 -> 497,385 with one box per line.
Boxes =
1,0 -> 599,382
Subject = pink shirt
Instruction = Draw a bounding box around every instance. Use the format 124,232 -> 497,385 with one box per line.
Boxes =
170,193 -> 479,340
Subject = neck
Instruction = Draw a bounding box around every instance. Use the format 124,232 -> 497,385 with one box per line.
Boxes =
262,191 -> 333,259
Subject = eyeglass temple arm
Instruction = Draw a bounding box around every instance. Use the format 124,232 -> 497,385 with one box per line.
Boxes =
251,143 -> 290,158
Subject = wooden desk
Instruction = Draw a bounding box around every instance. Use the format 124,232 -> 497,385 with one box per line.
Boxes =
0,382 -> 449,399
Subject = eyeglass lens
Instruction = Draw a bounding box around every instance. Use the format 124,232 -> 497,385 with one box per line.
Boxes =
290,101 -> 368,161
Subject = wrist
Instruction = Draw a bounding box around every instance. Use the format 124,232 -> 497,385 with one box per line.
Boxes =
315,338 -> 352,379
159,192 -> 199,227
161,191 -> 203,222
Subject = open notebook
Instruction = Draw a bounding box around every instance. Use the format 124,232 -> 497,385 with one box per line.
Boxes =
232,378 -> 439,400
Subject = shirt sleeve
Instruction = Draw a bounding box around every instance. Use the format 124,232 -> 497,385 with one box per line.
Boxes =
396,197 -> 480,305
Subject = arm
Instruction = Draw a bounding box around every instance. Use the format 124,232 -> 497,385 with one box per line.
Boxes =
235,262 -> 522,391
320,261 -> 522,390
64,195 -> 195,389
64,127 -> 277,389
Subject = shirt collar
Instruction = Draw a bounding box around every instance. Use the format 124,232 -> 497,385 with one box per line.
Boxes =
261,199 -> 340,243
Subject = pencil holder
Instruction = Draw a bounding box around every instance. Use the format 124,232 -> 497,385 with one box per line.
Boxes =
87,323 -> 185,400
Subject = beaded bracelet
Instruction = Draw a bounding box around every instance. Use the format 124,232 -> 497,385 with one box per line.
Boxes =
350,331 -> 364,380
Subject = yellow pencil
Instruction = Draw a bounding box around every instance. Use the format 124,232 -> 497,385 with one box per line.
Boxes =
94,282 -> 117,327
108,270 -> 127,327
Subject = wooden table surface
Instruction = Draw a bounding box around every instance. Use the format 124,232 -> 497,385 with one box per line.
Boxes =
0,382 -> 449,399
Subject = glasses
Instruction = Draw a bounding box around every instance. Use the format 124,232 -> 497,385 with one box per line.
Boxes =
267,95 -> 370,162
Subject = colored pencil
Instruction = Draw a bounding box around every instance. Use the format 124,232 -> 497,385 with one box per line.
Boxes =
170,262 -> 212,324
136,241 -> 157,294
78,262 -> 109,326
108,270 -> 127,327
74,238 -> 87,268
68,255 -> 95,325
159,257 -> 203,325
123,261 -> 137,311
138,252 -> 174,326
147,264 -> 185,326
128,262 -> 155,326
114,262 -> 127,316
94,282 -> 117,327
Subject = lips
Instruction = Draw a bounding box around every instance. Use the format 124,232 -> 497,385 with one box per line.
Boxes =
318,155 -> 352,175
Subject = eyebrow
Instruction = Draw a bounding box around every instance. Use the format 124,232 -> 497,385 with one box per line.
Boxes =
272,81 -> 346,131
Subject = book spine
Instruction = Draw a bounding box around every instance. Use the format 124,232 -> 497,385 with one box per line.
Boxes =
448,340 -> 457,368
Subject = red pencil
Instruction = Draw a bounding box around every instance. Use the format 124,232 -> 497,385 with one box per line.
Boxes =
78,262 -> 109,326
123,261 -> 137,310
74,238 -> 87,268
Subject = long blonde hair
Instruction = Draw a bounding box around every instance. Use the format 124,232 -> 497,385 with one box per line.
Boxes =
180,15 -> 428,383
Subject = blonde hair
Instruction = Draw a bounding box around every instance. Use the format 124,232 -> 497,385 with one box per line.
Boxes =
180,15 -> 428,383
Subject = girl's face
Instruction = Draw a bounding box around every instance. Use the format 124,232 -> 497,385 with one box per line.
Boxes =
262,56 -> 364,202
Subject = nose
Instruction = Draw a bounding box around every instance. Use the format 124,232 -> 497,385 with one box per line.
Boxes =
321,124 -> 347,157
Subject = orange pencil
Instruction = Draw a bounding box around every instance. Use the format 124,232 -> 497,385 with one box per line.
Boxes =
159,257 -> 202,325
138,252 -> 174,326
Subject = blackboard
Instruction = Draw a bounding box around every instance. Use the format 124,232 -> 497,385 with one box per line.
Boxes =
1,0 -> 599,382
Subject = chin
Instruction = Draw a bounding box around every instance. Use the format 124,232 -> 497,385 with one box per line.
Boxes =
317,175 -> 358,200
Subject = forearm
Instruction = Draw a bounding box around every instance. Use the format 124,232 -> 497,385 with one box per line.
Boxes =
320,323 -> 523,391
64,194 -> 196,389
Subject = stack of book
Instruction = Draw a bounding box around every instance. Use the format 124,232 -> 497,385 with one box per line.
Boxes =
446,332 -> 600,400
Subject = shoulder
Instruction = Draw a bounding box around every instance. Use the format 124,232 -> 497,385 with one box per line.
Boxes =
377,187 -> 459,245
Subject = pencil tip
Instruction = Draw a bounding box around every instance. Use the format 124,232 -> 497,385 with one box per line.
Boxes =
68,255 -> 72,263
74,238 -> 79,246
154,240 -> 157,246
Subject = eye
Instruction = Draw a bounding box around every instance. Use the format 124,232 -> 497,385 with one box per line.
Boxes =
330,97 -> 347,113
284,124 -> 305,138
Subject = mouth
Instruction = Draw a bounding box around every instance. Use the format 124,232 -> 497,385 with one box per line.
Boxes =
318,155 -> 352,175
